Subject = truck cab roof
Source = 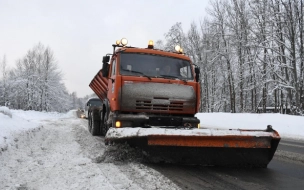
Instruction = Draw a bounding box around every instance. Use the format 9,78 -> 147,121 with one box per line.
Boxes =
115,47 -> 191,61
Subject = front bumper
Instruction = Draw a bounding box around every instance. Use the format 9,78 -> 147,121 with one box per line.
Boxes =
113,114 -> 200,128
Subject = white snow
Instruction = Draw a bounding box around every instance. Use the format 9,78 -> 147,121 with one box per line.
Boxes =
0,106 -> 12,118
0,108 -> 180,190
0,108 -> 40,147
106,127 -> 279,140
0,107 -> 304,189
196,112 -> 304,140
106,112 -> 304,142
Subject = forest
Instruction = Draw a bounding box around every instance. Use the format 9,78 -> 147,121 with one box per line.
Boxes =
157,0 -> 304,115
1,0 -> 303,115
0,44 -> 85,112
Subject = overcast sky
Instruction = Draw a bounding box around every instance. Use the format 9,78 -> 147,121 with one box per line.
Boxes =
0,0 -> 209,97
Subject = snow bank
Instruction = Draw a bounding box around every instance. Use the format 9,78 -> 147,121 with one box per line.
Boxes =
63,109 -> 78,118
11,109 -> 75,121
0,111 -> 41,150
107,113 -> 304,141
1,110 -> 304,151
0,109 -> 78,150
106,127 -> 277,139
196,113 -> 304,140
0,106 -> 12,118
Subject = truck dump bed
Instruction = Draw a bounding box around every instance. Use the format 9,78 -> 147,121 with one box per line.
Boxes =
89,70 -> 108,101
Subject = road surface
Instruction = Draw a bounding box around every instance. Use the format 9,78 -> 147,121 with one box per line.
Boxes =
83,118 -> 304,190
81,117 -> 304,190
146,138 -> 304,190
1,116 -> 303,190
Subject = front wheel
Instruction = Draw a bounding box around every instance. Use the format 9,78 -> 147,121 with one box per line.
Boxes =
101,112 -> 109,136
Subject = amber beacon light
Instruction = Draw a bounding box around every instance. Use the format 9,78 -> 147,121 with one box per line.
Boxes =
148,40 -> 154,49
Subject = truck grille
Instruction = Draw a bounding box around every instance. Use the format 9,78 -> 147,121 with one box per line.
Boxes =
136,100 -> 183,111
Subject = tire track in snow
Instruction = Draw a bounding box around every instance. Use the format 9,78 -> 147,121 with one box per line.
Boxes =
74,118 -> 181,190
0,118 -> 115,190
0,117 -> 182,190
118,162 -> 181,190
73,119 -> 143,189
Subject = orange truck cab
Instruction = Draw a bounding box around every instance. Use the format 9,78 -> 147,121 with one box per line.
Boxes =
88,38 -> 201,136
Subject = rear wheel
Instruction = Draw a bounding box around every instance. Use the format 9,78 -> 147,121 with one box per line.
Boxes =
88,112 -> 92,133
91,112 -> 101,136
101,112 -> 109,136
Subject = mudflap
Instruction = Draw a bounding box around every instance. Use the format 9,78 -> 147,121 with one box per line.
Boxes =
105,127 -> 281,168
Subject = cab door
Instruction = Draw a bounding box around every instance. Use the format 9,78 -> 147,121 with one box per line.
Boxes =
107,57 -> 117,111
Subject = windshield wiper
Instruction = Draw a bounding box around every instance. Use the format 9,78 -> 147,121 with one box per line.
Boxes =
121,69 -> 151,80
159,75 -> 187,83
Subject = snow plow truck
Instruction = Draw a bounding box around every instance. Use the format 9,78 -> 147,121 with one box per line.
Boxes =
88,38 -> 280,167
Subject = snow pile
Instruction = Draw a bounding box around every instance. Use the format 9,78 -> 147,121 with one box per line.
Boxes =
0,111 -> 181,190
98,143 -> 145,163
60,109 -> 78,118
11,109 -> 76,121
0,111 -> 41,151
106,113 -> 304,141
0,108 -> 77,150
196,113 -> 304,140
0,106 -> 12,118
11,110 -> 67,122
1,109 -> 304,189
106,127 -> 277,140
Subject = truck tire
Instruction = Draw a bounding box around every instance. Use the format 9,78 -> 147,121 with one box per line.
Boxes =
88,112 -> 92,133
91,112 -> 101,136
101,112 -> 108,136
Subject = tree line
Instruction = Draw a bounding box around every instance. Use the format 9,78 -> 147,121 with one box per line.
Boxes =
157,0 -> 304,115
2,0 -> 303,115
0,43 -> 85,112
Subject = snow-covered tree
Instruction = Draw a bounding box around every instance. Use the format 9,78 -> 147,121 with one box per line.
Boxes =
158,0 -> 304,115
0,43 -> 86,112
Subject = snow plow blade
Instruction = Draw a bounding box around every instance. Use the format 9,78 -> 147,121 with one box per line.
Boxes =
105,126 -> 280,168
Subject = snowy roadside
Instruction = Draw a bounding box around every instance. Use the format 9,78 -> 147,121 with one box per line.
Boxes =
0,107 -> 74,150
0,108 -> 180,190
196,112 -> 304,140
0,107 -> 41,150
1,107 -> 304,189
1,107 -> 303,150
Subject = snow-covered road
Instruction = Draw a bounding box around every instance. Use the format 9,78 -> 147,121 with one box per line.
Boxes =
1,107 -> 304,189
0,113 -> 180,190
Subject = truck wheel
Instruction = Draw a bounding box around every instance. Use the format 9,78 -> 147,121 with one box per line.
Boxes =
88,112 -> 92,133
101,113 -> 108,136
91,112 -> 101,136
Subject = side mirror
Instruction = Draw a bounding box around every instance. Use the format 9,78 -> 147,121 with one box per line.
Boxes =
101,56 -> 110,77
103,56 -> 110,63
195,67 -> 200,82
101,62 -> 109,77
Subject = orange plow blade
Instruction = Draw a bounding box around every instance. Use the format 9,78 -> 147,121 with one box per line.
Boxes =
105,127 -> 280,167
148,135 -> 272,148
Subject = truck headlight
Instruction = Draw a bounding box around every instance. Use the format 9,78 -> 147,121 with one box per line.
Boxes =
115,121 -> 121,128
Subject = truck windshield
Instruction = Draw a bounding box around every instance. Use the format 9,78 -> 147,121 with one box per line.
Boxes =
119,53 -> 193,80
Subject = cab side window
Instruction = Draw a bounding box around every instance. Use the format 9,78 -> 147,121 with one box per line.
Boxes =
111,59 -> 116,76
180,65 -> 192,79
